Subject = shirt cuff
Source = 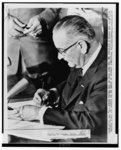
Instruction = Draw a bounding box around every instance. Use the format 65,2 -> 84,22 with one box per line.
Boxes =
39,106 -> 48,124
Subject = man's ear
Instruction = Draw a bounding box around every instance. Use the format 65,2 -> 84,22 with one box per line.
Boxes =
77,40 -> 88,54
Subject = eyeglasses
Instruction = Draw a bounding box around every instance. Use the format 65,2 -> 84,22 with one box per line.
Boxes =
57,41 -> 79,54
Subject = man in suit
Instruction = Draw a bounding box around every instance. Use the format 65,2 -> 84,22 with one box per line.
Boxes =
9,15 -> 107,137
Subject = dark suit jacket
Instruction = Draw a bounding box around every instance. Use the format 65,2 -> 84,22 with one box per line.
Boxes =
44,45 -> 107,135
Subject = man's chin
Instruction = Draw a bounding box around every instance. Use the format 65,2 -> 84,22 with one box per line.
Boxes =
68,62 -> 76,67
75,65 -> 82,68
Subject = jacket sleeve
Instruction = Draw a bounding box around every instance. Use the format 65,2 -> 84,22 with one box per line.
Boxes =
38,8 -> 61,29
43,74 -> 107,133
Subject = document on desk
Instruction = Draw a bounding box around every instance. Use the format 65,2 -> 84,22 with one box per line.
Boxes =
6,119 -> 65,141
6,119 -> 64,130
8,99 -> 38,108
6,119 -> 90,141
6,129 -> 91,142
46,129 -> 91,140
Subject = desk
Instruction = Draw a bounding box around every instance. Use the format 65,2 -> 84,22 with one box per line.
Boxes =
6,95 -> 107,144
5,119 -> 91,143
7,132 -> 107,144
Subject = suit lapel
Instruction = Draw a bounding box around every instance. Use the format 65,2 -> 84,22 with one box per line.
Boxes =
65,45 -> 106,106
66,66 -> 96,106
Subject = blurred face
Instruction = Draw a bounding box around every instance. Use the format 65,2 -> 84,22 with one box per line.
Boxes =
53,30 -> 85,68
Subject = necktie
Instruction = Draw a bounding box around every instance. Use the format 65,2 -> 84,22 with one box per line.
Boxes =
68,68 -> 83,98
78,68 -> 83,77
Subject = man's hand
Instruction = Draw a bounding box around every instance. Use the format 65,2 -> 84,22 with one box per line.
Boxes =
8,105 -> 41,121
8,108 -> 22,120
8,16 -> 26,38
23,15 -> 42,37
18,105 -> 41,121
33,89 -> 49,106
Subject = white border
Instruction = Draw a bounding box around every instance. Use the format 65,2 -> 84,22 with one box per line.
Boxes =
0,0 -> 120,149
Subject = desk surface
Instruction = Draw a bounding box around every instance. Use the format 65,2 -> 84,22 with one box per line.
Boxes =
6,119 -> 91,143
7,133 -> 107,144
6,95 -> 107,144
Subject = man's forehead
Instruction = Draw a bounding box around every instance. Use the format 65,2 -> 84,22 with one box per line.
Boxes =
53,29 -> 67,39
53,30 -> 70,47
53,29 -> 88,48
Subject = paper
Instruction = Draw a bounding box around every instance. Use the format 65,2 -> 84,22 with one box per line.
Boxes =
6,119 -> 64,130
6,129 -> 52,141
8,99 -> 39,108
6,129 -> 90,142
6,119 -> 64,141
6,119 -> 90,141
47,129 -> 91,139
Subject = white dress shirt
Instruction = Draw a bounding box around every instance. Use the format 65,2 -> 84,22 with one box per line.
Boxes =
82,43 -> 102,76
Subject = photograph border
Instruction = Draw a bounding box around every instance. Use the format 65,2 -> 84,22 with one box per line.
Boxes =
1,1 -> 119,147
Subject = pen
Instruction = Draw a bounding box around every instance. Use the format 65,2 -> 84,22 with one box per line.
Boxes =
41,91 -> 50,106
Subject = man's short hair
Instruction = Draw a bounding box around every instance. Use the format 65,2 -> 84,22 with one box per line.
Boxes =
53,15 -> 95,40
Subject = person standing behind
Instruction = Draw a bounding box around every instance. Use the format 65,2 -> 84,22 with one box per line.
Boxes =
6,8 -> 70,96
7,8 -> 60,75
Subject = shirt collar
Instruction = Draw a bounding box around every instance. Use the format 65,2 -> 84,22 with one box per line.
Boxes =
82,43 -> 102,76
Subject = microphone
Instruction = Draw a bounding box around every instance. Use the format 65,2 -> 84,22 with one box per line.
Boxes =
7,77 -> 29,100
7,62 -> 52,100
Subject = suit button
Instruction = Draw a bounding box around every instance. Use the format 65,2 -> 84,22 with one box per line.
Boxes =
79,101 -> 83,104
80,84 -> 84,88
